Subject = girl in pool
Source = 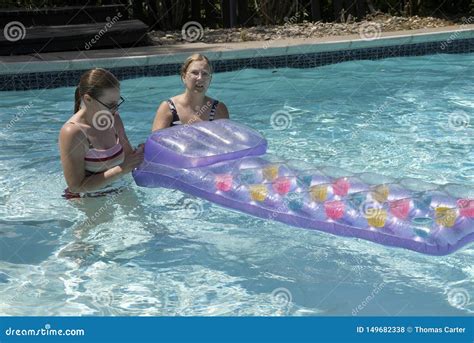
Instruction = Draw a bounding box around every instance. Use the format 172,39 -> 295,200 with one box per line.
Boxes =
59,68 -> 144,198
152,54 -> 229,131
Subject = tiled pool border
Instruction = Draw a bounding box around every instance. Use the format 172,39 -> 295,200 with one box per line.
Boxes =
1,29 -> 473,91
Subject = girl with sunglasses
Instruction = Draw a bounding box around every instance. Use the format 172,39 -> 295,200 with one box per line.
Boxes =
59,68 -> 144,199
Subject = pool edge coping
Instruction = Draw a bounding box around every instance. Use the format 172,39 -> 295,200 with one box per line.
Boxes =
1,24 -> 473,75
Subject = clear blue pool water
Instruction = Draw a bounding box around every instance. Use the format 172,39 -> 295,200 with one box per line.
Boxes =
0,52 -> 473,316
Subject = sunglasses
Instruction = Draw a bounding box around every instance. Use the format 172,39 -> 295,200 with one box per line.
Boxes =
187,70 -> 212,79
91,95 -> 125,113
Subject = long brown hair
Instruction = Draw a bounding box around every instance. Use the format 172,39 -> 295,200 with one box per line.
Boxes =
74,68 -> 120,113
180,54 -> 212,80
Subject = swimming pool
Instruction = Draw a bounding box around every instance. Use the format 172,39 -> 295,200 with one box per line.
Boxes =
0,52 -> 472,316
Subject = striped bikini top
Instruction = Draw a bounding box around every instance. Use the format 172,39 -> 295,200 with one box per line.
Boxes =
69,121 -> 124,174
167,98 -> 219,127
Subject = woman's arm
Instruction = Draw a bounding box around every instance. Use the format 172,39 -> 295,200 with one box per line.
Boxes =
215,102 -> 229,119
114,113 -> 135,155
152,101 -> 173,131
59,124 -> 141,193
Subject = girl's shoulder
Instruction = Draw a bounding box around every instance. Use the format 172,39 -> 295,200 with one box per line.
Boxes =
59,121 -> 88,150
215,101 -> 229,119
61,116 -> 85,135
169,94 -> 184,104
205,96 -> 217,103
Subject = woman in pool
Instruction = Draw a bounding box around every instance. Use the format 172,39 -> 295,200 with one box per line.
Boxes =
59,68 -> 144,198
152,54 -> 229,131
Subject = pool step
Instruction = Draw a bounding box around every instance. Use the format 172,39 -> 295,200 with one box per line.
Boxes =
0,19 -> 149,55
0,5 -> 128,26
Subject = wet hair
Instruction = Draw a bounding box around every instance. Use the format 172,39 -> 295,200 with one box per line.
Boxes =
74,68 -> 120,113
180,54 -> 213,80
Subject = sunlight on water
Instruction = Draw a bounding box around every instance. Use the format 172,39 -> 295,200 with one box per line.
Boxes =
0,52 -> 472,316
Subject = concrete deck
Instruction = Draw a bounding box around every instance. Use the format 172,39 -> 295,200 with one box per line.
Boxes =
1,24 -> 473,75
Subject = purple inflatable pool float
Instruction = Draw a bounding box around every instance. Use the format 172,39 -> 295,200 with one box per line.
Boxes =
133,119 -> 474,255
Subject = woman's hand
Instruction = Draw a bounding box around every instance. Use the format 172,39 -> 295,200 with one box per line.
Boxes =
120,149 -> 144,173
135,143 -> 145,153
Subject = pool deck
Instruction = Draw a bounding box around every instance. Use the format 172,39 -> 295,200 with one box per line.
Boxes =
1,24 -> 473,75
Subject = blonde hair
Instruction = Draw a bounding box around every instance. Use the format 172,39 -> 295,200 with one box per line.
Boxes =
74,68 -> 120,113
180,54 -> 213,79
